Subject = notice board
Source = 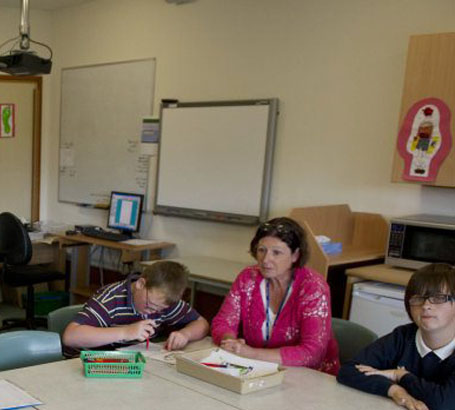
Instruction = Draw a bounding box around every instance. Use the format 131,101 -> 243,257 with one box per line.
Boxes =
58,59 -> 155,206
154,99 -> 279,225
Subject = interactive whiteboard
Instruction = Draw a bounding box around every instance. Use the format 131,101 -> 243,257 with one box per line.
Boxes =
58,59 -> 155,206
154,99 -> 278,225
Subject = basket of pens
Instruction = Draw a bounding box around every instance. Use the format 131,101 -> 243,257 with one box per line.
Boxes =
81,350 -> 146,378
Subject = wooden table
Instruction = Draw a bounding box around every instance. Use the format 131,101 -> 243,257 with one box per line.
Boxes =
0,351 -> 398,410
142,256 -> 247,305
56,233 -> 175,303
342,264 -> 414,319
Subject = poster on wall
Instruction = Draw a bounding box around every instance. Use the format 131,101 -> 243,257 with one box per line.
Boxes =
140,117 -> 159,156
0,103 -> 15,138
396,97 -> 452,182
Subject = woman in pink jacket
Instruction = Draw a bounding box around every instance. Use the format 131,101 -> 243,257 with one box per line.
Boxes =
211,217 -> 339,375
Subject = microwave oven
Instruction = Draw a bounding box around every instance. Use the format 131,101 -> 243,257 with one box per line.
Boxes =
386,214 -> 455,270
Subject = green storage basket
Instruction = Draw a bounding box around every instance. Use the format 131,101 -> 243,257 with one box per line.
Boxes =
81,350 -> 146,378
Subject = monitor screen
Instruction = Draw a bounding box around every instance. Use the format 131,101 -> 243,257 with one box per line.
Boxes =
107,191 -> 144,233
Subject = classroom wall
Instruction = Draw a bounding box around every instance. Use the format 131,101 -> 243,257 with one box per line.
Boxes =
0,7 -> 53,220
5,0 -> 455,263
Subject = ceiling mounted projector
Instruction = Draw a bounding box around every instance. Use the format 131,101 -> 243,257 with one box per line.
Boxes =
0,0 -> 52,76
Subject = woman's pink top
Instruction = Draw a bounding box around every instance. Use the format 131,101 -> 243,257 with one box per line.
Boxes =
211,265 -> 340,375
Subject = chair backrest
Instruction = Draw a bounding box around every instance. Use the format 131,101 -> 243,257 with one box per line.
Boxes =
0,330 -> 62,371
332,318 -> 378,364
0,212 -> 32,266
47,304 -> 84,336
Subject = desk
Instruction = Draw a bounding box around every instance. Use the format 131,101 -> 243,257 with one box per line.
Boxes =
142,256 -> 247,305
342,264 -> 414,319
57,233 -> 175,303
0,354 -> 397,410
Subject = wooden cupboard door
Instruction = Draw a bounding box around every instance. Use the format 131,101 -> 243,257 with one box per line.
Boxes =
392,33 -> 455,187
0,77 -> 41,221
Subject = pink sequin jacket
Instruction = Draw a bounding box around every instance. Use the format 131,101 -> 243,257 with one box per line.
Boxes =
211,265 -> 340,375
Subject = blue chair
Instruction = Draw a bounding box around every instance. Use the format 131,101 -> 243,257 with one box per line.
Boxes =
332,318 -> 378,364
47,304 -> 83,336
0,330 -> 62,371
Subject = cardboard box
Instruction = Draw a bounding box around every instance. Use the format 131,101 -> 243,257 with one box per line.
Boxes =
175,348 -> 285,394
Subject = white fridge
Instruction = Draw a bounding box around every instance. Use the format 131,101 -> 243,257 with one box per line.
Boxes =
349,281 -> 411,338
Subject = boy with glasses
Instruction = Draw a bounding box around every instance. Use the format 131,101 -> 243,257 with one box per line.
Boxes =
63,261 -> 209,357
337,263 -> 455,410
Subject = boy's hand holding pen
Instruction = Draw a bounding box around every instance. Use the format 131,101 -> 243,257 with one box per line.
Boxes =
124,319 -> 156,344
145,319 -> 161,350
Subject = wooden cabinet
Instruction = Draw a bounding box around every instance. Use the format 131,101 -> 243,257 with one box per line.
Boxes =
290,205 -> 388,279
392,32 -> 455,186
290,204 -> 388,317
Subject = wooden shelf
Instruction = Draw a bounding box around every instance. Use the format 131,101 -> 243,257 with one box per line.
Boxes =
290,204 -> 388,279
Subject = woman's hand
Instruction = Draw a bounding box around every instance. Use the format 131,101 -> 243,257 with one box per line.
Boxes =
356,364 -> 409,383
220,338 -> 255,357
388,385 -> 429,410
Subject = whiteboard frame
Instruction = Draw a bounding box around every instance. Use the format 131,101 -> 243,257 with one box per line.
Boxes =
154,99 -> 279,225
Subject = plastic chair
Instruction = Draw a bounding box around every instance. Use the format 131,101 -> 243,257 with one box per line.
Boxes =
0,330 -> 63,371
0,212 -> 69,330
47,304 -> 83,336
332,318 -> 378,364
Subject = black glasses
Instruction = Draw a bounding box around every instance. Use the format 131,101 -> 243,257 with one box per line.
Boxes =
409,294 -> 455,306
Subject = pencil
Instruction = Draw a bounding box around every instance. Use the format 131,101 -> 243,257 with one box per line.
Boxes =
201,362 -> 251,370
146,337 -> 149,350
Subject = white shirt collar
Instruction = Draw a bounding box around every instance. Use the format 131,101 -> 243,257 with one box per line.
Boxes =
415,329 -> 455,360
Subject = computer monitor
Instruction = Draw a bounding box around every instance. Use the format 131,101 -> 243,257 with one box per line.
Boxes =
107,191 -> 144,235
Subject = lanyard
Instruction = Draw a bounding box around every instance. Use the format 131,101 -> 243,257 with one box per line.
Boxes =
265,274 -> 294,345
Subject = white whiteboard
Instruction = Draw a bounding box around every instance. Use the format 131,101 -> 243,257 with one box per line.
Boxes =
58,59 -> 155,206
154,100 -> 278,225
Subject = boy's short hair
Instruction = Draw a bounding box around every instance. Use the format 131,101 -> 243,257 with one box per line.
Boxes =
404,263 -> 455,319
142,261 -> 189,304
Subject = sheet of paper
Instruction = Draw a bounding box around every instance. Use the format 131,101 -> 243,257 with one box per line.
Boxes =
200,349 -> 279,378
122,239 -> 163,246
0,379 -> 42,409
118,342 -> 184,365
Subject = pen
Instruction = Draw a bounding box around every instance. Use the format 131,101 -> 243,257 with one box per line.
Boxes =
201,362 -> 251,370
201,362 -> 228,368
146,337 -> 149,350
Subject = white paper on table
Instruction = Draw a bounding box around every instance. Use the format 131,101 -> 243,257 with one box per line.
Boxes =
200,349 -> 279,379
122,239 -> 163,246
0,379 -> 42,409
118,342 -> 184,365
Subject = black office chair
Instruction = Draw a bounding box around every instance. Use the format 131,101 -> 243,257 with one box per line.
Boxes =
0,212 -> 68,330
